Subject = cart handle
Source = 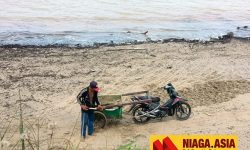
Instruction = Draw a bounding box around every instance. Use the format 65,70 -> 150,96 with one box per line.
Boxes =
88,107 -> 118,110
88,99 -> 153,110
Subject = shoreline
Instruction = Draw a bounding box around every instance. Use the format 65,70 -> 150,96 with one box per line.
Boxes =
1,34 -> 250,49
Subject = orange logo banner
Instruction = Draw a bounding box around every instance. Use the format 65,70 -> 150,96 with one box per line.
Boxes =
150,135 -> 238,150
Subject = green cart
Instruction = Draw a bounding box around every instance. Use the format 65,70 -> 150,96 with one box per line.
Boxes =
94,91 -> 149,129
94,95 -> 123,129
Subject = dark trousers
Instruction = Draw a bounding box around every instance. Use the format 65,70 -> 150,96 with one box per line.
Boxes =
81,111 -> 94,137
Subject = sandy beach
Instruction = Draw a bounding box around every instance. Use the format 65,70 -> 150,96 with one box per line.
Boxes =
1,39 -> 250,149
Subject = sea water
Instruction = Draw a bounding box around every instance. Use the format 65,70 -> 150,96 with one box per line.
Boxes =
0,0 -> 249,46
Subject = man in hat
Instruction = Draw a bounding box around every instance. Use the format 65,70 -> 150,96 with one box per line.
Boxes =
77,81 -> 103,138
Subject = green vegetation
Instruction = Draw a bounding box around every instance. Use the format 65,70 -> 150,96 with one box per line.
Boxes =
116,140 -> 146,150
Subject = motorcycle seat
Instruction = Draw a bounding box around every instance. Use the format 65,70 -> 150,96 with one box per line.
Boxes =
151,97 -> 160,102
137,96 -> 160,102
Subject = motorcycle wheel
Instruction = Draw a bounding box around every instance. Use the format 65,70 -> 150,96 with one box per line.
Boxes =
175,101 -> 191,120
94,111 -> 107,129
132,105 -> 150,123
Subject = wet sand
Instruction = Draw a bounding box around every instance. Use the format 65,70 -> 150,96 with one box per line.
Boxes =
0,39 -> 250,149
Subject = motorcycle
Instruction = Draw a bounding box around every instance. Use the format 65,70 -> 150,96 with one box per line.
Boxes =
132,83 -> 191,123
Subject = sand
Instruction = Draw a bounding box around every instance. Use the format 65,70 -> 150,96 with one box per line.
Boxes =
0,39 -> 250,149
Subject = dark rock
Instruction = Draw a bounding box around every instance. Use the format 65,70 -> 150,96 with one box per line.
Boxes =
219,32 -> 234,42
227,32 -> 234,38
190,39 -> 199,43
142,31 -> 148,35
243,26 -> 248,29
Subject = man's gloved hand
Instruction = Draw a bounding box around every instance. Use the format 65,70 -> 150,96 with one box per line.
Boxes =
81,105 -> 88,111
97,105 -> 104,111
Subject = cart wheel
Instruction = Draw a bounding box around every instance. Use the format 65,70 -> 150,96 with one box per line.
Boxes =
94,111 -> 107,129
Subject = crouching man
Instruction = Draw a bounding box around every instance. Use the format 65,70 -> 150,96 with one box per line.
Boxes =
77,81 -> 103,138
